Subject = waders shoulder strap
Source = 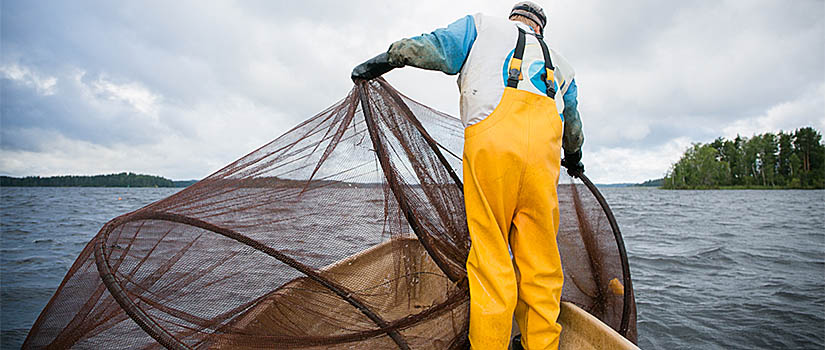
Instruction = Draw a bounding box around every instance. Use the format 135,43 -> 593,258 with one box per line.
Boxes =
506,28 -> 527,89
507,28 -> 557,98
536,35 -> 557,97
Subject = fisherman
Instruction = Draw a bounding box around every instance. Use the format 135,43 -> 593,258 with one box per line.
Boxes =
352,2 -> 584,349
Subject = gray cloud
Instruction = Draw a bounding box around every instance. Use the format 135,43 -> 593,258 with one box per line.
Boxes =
2,71 -> 168,150
1,0 -> 823,183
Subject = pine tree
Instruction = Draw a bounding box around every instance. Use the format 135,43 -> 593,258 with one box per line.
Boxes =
663,126 -> 822,189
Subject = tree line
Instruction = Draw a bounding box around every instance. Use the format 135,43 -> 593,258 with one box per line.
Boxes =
0,172 -> 192,187
664,126 -> 824,189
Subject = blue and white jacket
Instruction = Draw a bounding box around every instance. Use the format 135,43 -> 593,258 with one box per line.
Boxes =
386,13 -> 584,154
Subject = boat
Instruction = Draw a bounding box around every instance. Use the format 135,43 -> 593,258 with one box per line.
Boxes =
229,237 -> 638,350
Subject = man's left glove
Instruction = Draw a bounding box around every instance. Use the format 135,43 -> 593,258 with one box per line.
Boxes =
351,52 -> 402,81
561,150 -> 585,178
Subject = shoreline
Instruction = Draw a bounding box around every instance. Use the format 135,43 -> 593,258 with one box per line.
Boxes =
651,186 -> 824,190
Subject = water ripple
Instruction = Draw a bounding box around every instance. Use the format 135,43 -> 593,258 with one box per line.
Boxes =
604,188 -> 825,349
1,187 -> 823,349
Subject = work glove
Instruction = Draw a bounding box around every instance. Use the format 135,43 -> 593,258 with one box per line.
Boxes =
351,52 -> 401,81
561,149 -> 584,178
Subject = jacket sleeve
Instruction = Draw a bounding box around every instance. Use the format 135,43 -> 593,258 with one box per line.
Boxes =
386,15 -> 477,75
562,79 -> 584,154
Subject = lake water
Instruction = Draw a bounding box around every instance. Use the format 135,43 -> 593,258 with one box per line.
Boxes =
1,187 -> 823,349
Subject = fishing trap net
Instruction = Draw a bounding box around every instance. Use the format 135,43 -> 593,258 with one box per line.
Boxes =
23,79 -> 636,349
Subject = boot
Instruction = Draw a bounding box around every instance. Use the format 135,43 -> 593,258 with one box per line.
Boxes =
511,334 -> 524,350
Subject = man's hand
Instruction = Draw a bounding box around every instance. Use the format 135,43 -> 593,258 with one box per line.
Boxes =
351,52 -> 400,81
561,150 -> 584,178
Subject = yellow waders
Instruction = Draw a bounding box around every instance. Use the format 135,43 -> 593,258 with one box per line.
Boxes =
464,28 -> 564,350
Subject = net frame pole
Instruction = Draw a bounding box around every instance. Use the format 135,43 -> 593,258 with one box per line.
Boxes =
376,78 -> 464,191
94,222 -> 192,350
358,81 -> 464,283
576,172 -> 633,337
95,210 -> 411,350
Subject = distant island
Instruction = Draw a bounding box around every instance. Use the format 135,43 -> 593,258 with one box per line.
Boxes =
591,179 -> 662,188
663,126 -> 824,189
636,178 -> 664,187
0,172 -> 197,188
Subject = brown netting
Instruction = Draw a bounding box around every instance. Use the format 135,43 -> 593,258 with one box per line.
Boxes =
23,79 -> 636,349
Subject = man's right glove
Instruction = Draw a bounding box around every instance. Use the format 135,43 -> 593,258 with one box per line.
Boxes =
561,149 -> 584,178
351,52 -> 402,81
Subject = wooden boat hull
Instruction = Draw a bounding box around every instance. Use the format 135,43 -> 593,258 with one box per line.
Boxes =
227,237 -> 638,349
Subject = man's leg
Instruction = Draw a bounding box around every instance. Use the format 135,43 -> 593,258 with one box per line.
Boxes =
510,194 -> 563,349
463,117 -> 524,349
510,96 -> 564,350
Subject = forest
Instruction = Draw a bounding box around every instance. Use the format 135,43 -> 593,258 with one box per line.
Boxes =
0,172 -> 193,187
663,127 -> 824,189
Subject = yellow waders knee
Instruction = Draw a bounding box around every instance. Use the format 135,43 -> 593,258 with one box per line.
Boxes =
464,85 -> 564,349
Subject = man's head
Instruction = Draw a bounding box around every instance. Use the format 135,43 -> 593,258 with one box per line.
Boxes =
509,1 -> 547,35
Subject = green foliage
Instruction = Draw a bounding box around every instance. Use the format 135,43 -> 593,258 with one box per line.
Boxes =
664,127 -> 824,189
0,172 -> 185,187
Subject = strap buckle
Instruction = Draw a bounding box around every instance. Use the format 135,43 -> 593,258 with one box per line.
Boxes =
507,68 -> 521,87
542,70 -> 556,97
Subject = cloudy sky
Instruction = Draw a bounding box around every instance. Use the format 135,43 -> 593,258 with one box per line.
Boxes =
2,1 -> 823,183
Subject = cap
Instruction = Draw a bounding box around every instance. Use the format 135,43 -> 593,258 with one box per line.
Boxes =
510,1 -> 547,32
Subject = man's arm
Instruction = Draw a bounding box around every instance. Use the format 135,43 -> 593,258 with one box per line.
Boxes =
386,15 -> 477,75
562,79 -> 583,153
352,15 -> 477,80
561,79 -> 585,176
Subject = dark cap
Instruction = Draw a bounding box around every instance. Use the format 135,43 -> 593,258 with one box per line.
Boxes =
510,1 -> 547,32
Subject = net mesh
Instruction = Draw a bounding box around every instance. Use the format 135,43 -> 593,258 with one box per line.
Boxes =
23,79 -> 636,349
